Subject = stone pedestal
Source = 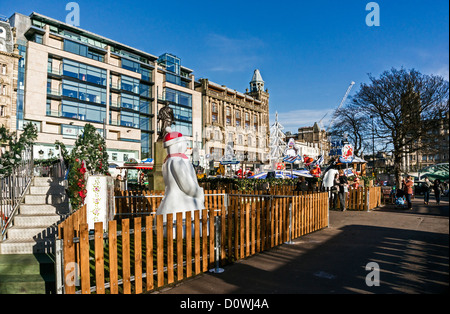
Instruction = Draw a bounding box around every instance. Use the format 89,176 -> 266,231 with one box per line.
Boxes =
86,175 -> 114,231
149,140 -> 167,191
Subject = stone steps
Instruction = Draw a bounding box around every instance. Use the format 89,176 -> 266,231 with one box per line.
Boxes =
0,176 -> 69,255
0,254 -> 55,294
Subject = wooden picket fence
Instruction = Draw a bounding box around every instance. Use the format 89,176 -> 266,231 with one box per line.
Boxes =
329,186 -> 382,211
57,191 -> 329,294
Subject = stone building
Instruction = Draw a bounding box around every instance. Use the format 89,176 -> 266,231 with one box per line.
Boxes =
0,17 -> 21,133
196,69 -> 270,167
287,122 -> 331,162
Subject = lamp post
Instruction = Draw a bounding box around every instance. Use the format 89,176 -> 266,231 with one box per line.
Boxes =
370,115 -> 375,175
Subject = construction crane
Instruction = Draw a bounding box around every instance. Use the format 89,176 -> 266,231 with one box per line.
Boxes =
326,81 -> 355,133
318,81 -> 356,133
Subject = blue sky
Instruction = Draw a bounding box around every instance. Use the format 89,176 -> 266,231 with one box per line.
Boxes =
2,0 -> 449,133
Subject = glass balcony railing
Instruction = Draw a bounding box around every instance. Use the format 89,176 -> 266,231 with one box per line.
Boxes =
47,67 -> 62,75
46,109 -> 61,117
47,88 -> 61,96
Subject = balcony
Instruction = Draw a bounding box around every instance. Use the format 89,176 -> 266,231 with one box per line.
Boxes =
47,88 -> 61,97
47,67 -> 62,76
46,109 -> 61,117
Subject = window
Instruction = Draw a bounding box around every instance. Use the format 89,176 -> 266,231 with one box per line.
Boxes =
166,73 -> 181,85
140,101 -> 150,114
1,85 -> 6,96
172,120 -> 192,136
140,68 -> 152,82
171,105 -> 192,122
61,100 -> 106,123
120,111 -> 139,128
62,79 -> 106,104
63,59 -> 107,86
164,88 -> 192,107
140,116 -> 150,131
158,53 -> 180,75
1,64 -> 6,75
121,94 -> 140,111
64,39 -> 105,62
121,75 -> 140,93
212,103 -> 218,113
0,105 -> 5,117
139,83 -> 151,98
32,34 -> 43,44
122,58 -> 140,73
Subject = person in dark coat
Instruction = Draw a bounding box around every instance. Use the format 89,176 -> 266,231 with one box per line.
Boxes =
433,179 -> 443,205
337,169 -> 348,211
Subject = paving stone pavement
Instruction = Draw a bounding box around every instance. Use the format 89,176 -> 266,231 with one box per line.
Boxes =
152,196 -> 449,295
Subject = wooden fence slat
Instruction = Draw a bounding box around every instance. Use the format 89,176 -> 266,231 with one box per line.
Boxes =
122,219 -> 131,294
194,210 -> 201,275
79,222 -> 90,294
209,207 -> 215,267
134,217 -> 143,294
176,212 -> 184,282
202,209 -> 208,272
63,216 -> 75,294
186,211 -> 192,278
245,203 -> 250,257
167,213 -> 174,285
94,222 -> 105,294
156,215 -> 164,287
145,215 -> 154,291
108,220 -> 119,294
240,202 -> 245,259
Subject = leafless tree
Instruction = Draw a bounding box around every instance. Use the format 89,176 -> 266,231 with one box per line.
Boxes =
350,67 -> 449,186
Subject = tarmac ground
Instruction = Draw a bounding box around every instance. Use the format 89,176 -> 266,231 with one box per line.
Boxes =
152,195 -> 449,296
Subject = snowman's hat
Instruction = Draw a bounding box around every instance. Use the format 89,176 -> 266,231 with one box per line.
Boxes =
163,127 -> 185,148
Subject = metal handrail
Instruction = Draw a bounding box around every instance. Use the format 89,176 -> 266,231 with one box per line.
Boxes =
0,147 -> 34,240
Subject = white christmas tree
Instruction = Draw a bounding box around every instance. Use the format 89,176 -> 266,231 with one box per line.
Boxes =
268,112 -> 286,168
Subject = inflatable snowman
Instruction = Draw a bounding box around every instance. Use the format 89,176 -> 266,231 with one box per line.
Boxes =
156,127 -> 205,221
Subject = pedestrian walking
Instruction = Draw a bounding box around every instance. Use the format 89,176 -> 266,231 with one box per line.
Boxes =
295,177 -> 308,192
402,175 -> 414,210
331,173 -> 339,210
433,179 -> 443,205
114,174 -> 123,192
423,176 -> 432,205
338,169 -> 348,211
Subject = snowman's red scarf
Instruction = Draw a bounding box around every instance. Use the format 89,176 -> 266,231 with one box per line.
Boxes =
163,153 -> 188,164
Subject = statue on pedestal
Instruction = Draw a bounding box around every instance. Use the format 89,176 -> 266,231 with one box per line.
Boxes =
156,127 -> 205,221
157,101 -> 175,141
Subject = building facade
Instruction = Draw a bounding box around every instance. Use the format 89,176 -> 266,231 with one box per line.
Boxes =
0,17 -> 21,133
7,12 -> 201,163
197,69 -> 270,168
287,122 -> 330,162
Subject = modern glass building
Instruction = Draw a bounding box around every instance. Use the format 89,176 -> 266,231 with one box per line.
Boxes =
7,12 -> 202,162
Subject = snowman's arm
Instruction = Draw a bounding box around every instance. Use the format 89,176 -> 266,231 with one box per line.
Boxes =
170,159 -> 201,197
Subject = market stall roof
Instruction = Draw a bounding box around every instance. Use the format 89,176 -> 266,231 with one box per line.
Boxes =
351,156 -> 367,163
249,170 -> 313,179
113,158 -> 154,170
419,163 -> 449,181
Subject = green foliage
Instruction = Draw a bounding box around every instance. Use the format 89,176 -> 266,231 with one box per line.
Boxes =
199,177 -> 299,191
0,122 -> 38,176
55,123 -> 109,210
